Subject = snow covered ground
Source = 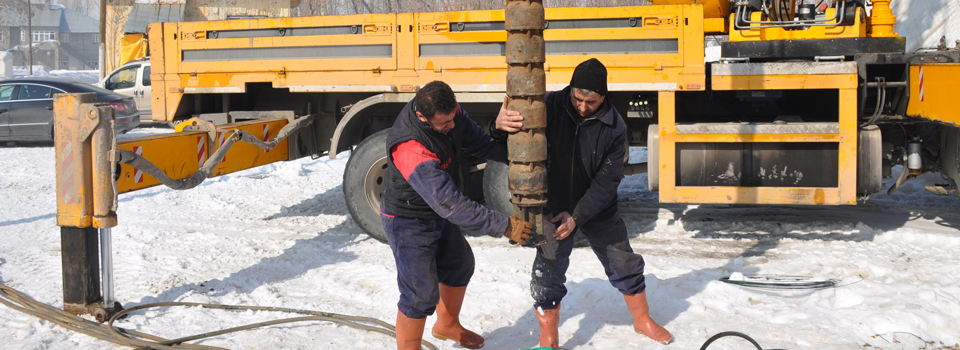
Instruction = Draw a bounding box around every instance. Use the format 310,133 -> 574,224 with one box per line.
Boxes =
1,126 -> 959,350
3,1 -> 960,349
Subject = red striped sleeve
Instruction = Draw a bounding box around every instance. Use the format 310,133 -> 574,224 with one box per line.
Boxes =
392,140 -> 440,180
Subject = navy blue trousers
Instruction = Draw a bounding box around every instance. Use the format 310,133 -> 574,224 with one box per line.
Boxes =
382,208 -> 475,319
530,207 -> 646,310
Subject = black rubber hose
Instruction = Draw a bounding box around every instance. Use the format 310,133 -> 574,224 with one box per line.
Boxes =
700,331 -> 764,350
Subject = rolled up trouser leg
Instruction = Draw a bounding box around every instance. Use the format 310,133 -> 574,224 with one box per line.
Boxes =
530,227 -> 575,310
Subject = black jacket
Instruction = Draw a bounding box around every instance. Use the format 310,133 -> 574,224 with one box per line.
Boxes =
545,86 -> 626,227
381,100 -> 509,236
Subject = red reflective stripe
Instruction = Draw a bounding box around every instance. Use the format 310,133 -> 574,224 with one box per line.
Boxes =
392,140 -> 439,180
380,210 -> 395,218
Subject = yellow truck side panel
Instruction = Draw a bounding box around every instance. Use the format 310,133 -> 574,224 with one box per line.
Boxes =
210,119 -> 290,177
907,64 -> 960,125
117,132 -> 208,193
149,5 -> 707,122
657,89 -> 859,205
712,74 -> 858,91
115,119 -> 289,194
661,62 -> 860,205
649,0 -> 732,19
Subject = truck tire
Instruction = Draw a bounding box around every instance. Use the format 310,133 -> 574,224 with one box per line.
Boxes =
482,160 -> 513,216
343,129 -> 390,242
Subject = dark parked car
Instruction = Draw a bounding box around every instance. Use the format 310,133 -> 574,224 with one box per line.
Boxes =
0,77 -> 140,142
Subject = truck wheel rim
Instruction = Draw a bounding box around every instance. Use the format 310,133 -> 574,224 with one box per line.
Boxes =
364,156 -> 388,214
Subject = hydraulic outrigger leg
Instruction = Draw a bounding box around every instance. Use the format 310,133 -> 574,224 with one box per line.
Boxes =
53,93 -> 122,322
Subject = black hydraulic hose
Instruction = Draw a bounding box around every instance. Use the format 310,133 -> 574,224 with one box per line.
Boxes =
863,77 -> 887,127
700,331 -> 792,350
116,132 -> 236,191
720,275 -> 840,290
700,331 -> 764,350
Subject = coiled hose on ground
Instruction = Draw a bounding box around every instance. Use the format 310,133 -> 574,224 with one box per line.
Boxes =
0,282 -> 436,350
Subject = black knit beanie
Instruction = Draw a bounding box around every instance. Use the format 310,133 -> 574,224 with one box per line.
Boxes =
570,58 -> 607,96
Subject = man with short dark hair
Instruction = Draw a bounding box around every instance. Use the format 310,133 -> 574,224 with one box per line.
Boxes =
381,80 -> 533,350
495,58 -> 672,347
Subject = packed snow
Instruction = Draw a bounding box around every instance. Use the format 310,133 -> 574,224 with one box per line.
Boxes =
2,125 -> 959,349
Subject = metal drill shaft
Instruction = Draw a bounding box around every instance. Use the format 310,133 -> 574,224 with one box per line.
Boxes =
505,0 -> 548,247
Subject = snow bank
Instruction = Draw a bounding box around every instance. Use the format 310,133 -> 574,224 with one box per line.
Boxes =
12,66 -> 99,84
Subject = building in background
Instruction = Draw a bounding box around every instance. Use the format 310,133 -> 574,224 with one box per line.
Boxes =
0,2 -> 99,71
0,1 -> 29,53
0,25 -> 11,55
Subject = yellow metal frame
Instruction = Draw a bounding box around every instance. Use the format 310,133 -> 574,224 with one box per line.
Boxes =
416,7 -> 694,71
649,0 -> 732,19
656,67 -> 859,205
116,119 -> 290,194
116,131 -> 207,193
149,5 -> 708,122
906,64 -> 960,126
176,15 -> 398,74
210,119 -> 290,177
648,0 -> 730,33
729,7 -> 866,42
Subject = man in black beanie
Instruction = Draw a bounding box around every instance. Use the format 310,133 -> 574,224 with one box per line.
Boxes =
569,57 -> 608,97
494,58 -> 672,347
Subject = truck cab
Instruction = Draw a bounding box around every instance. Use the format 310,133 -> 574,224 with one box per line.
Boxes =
99,57 -> 152,121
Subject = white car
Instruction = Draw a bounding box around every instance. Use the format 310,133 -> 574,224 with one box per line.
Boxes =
99,57 -> 152,122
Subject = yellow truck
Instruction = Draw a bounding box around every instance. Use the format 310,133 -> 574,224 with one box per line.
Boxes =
65,0 -> 960,242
